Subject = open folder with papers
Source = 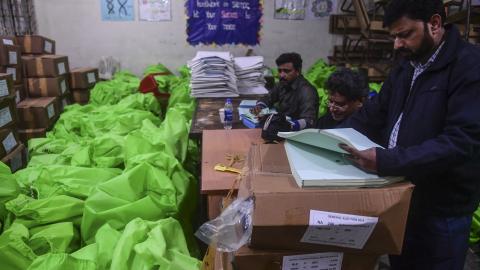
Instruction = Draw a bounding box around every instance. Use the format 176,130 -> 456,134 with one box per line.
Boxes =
278,128 -> 403,188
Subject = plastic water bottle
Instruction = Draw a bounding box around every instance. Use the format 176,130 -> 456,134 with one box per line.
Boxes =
224,98 -> 233,130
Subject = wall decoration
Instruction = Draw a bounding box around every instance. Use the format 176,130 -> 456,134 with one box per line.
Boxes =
306,0 -> 336,19
101,0 -> 135,21
139,0 -> 171,21
274,0 -> 306,20
186,0 -> 263,46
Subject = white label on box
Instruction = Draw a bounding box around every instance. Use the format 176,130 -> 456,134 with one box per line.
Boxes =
3,38 -> 14,45
47,104 -> 55,119
282,252 -> 343,270
0,79 -> 8,97
87,72 -> 96,83
0,107 -> 12,127
300,210 -> 378,249
10,149 -> 22,172
2,132 -> 17,153
8,51 -> 17,65
44,41 -> 52,53
15,91 -> 20,103
58,62 -> 66,75
61,80 -> 67,94
6,67 -> 16,81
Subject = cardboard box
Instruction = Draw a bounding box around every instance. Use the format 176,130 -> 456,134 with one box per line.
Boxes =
0,44 -> 21,66
0,73 -> 14,100
71,88 -> 91,105
228,246 -> 379,270
18,128 -> 47,144
238,144 -> 414,255
24,55 -> 69,77
0,96 -> 17,129
59,94 -> 72,112
69,67 -> 99,89
0,65 -> 23,84
27,75 -> 70,97
16,35 -> 55,54
0,36 -> 18,46
1,143 -> 27,173
0,129 -> 19,159
17,97 -> 59,129
13,83 -> 26,104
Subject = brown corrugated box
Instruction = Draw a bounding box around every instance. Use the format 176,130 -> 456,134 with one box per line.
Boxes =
69,67 -> 99,89
24,55 -> 69,77
17,97 -> 59,129
71,88 -> 91,105
0,96 -> 17,129
0,73 -> 14,100
226,246 -> 379,270
13,83 -> 26,104
1,143 -> 27,172
59,94 -> 72,112
0,36 -> 18,46
18,128 -> 47,144
16,35 -> 55,54
27,75 -> 70,97
0,65 -> 23,84
0,128 -> 19,159
238,144 -> 414,255
0,44 -> 21,65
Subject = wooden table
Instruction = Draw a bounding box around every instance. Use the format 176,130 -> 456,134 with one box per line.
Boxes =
201,129 -> 264,219
190,96 -> 264,140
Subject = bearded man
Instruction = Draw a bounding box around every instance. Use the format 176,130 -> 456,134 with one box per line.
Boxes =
338,0 -> 480,269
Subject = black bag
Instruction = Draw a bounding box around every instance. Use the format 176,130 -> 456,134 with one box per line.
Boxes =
261,113 -> 292,142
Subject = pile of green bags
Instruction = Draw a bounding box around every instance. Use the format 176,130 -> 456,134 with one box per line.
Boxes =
470,206 -> 480,244
304,60 -> 337,117
0,67 -> 201,270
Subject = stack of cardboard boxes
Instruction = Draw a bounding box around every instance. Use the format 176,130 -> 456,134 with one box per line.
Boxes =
217,144 -> 414,270
69,67 -> 99,105
16,35 -> 64,143
0,36 -> 25,104
0,72 -> 27,172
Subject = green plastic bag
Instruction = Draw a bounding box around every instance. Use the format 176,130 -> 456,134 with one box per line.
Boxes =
29,222 -> 80,255
0,222 -> 37,270
28,253 -> 96,270
0,162 -> 20,231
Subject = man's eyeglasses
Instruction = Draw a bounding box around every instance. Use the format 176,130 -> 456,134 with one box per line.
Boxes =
278,68 -> 293,74
327,100 -> 348,111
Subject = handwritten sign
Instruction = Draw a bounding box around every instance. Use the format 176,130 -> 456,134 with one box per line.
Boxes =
101,0 -> 134,21
186,0 -> 262,45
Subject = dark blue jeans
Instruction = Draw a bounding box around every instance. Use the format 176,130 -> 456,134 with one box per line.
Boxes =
389,214 -> 472,270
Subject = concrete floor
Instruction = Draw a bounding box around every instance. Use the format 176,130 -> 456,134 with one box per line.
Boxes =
376,245 -> 480,270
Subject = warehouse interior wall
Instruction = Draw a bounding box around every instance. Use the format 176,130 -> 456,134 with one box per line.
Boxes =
33,0 -> 337,76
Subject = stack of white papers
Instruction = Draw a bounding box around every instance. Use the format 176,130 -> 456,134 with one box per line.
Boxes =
188,51 -> 239,98
234,56 -> 268,95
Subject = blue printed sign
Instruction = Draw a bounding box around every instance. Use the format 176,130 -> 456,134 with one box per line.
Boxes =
101,0 -> 135,21
186,0 -> 262,46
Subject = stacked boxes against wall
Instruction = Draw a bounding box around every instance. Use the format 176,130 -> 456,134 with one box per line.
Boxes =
15,35 -> 64,143
0,72 -> 27,172
69,67 -> 99,105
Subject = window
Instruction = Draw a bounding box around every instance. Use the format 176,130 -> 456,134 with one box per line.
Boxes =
0,0 -> 36,36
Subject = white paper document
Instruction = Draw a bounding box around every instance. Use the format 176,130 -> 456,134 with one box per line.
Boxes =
282,252 -> 343,270
9,51 -> 17,64
3,38 -> 14,45
301,210 -> 378,249
0,79 -> 8,97
0,107 -> 12,128
58,62 -> 66,75
87,72 -> 96,83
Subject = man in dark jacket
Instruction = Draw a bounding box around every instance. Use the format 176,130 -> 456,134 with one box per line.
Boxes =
251,52 -> 319,130
339,0 -> 480,269
317,68 -> 369,129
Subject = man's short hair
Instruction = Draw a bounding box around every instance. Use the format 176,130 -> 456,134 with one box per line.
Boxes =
276,52 -> 303,72
383,0 -> 446,27
325,68 -> 369,101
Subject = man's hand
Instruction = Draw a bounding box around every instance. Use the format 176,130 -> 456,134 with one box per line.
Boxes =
250,105 -> 263,115
339,143 -> 378,173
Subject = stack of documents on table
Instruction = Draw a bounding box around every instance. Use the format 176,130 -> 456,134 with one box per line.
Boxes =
188,51 -> 239,97
238,100 -> 277,128
234,56 -> 268,95
278,128 -> 403,188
